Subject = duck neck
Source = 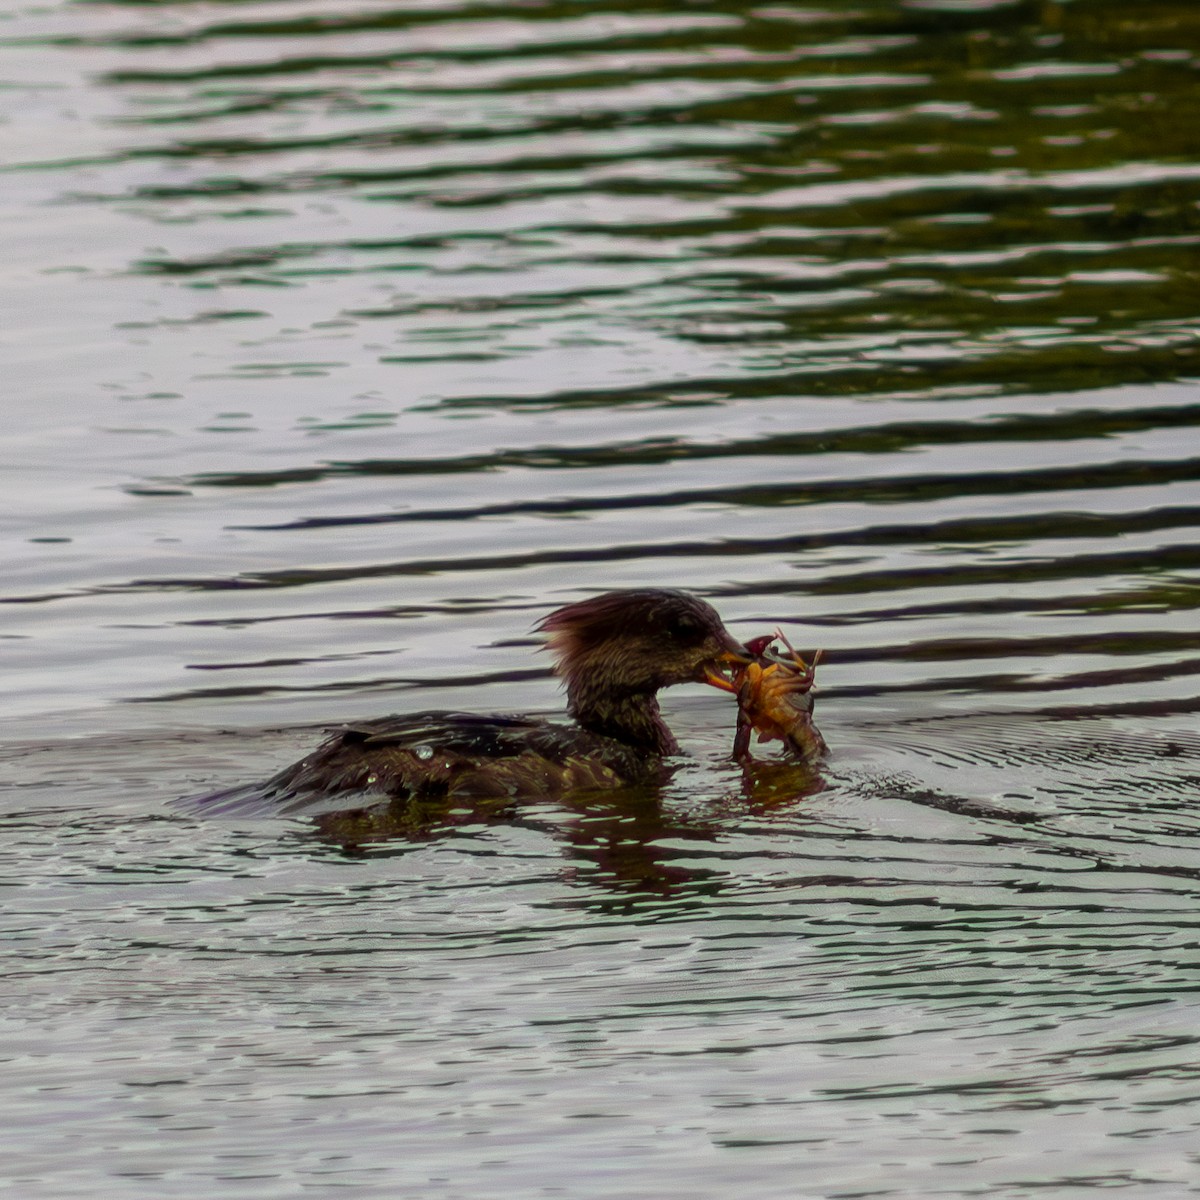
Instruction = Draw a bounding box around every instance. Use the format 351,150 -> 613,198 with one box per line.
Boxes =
568,689 -> 679,756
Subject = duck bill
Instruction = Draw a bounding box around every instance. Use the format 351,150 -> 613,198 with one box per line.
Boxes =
699,641 -> 753,694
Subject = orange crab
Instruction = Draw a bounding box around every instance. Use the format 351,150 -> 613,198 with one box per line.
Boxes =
710,631 -> 828,762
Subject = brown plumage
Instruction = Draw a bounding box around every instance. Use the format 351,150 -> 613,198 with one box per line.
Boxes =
196,589 -> 748,814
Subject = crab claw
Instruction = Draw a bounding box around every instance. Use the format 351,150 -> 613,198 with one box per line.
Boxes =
743,634 -> 778,658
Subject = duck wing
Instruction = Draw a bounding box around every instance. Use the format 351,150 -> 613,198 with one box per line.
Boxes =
188,711 -> 652,815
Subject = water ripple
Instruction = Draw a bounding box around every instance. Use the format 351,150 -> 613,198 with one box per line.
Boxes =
5,0 -> 1200,1195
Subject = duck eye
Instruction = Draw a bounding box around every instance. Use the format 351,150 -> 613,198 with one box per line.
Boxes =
673,614 -> 704,638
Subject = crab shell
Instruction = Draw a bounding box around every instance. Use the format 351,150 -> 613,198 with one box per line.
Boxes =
731,649 -> 827,763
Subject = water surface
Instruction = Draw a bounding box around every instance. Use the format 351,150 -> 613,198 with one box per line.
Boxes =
3,0 -> 1200,1195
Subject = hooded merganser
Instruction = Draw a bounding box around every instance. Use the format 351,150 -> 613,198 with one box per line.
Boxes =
199,589 -> 750,811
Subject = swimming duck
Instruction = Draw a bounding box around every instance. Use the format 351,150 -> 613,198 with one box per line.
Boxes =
201,589 -> 750,811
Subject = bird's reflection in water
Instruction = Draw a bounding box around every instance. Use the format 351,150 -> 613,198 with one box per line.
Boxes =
303,756 -> 827,898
